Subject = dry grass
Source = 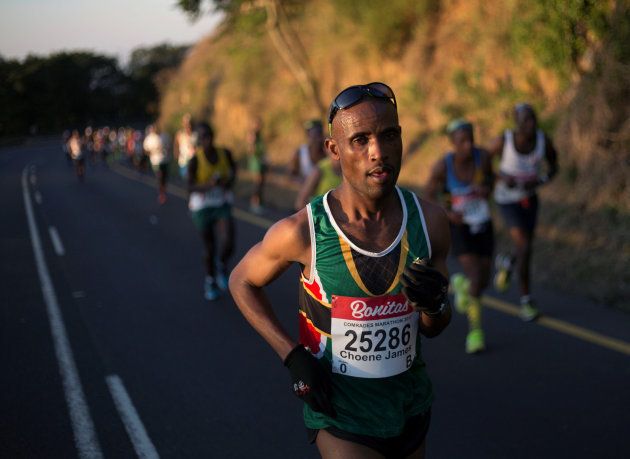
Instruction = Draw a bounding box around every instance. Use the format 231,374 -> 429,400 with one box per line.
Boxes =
160,0 -> 629,309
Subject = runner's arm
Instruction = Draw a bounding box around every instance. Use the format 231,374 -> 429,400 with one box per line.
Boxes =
173,132 -> 180,162
425,158 -> 462,225
294,166 -> 322,210
229,210 -> 311,361
424,158 -> 446,204
289,148 -> 300,177
478,148 -> 495,197
486,134 -> 504,159
223,148 -> 238,189
543,135 -> 559,183
417,199 -> 452,338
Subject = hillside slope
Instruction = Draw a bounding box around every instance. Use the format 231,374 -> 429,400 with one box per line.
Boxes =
160,0 -> 628,307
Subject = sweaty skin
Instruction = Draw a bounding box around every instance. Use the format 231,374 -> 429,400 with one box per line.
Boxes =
229,98 -> 450,459
229,99 -> 450,360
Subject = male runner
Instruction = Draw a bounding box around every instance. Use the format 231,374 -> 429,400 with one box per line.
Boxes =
246,118 -> 267,214
488,103 -> 558,321
425,119 -> 494,353
188,122 -> 237,300
230,82 -> 451,458
294,153 -> 342,210
174,113 -> 196,179
67,129 -> 86,180
143,124 -> 171,204
290,119 -> 326,179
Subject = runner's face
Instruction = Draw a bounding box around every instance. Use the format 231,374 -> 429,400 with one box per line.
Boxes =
450,129 -> 474,157
198,129 -> 213,149
327,100 -> 402,200
307,127 -> 324,148
516,110 -> 536,139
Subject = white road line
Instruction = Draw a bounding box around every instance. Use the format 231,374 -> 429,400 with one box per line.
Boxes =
22,166 -> 103,459
48,226 -> 66,256
35,191 -> 42,204
106,375 -> 159,459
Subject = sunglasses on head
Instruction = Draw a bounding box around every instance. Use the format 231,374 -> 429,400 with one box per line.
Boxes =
327,82 -> 397,135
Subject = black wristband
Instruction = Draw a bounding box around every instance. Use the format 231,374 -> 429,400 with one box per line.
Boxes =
283,344 -> 304,366
423,297 -> 449,318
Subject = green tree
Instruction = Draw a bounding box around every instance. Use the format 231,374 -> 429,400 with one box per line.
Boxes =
176,0 -> 325,113
126,43 -> 191,116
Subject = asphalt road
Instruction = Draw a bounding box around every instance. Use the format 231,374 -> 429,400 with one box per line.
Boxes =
2,139 -> 629,459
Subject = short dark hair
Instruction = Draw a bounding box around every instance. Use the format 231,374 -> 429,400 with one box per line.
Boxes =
303,119 -> 323,132
195,122 -> 214,139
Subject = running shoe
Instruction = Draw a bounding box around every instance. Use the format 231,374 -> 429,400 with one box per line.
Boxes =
450,273 -> 470,313
519,300 -> 540,322
216,271 -> 229,291
249,203 -> 264,215
204,277 -> 221,301
465,328 -> 485,354
493,253 -> 514,292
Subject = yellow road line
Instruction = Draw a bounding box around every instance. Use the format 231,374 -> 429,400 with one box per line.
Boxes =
482,295 -> 630,356
110,163 -> 630,357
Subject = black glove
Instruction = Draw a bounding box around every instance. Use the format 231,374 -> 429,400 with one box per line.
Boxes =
400,258 -> 449,317
284,344 -> 336,418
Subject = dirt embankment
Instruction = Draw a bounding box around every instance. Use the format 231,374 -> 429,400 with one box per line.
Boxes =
160,0 -> 629,308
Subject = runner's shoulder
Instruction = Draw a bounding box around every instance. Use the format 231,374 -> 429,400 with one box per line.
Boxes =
417,196 -> 448,224
261,208 -> 310,264
416,196 -> 450,254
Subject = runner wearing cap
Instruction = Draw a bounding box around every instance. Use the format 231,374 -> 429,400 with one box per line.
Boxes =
425,119 -> 494,353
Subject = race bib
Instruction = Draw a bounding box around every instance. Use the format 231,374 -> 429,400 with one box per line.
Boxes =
204,187 -> 226,207
188,187 -> 229,211
452,194 -> 490,227
331,293 -> 418,379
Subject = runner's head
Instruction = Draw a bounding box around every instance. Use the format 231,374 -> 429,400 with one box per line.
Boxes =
195,122 -> 214,149
325,82 -> 401,200
446,119 -> 474,157
304,119 -> 323,147
514,103 -> 537,138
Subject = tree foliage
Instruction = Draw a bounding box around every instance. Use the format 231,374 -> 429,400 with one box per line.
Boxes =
510,0 -> 610,82
331,0 -> 440,56
0,44 -> 189,137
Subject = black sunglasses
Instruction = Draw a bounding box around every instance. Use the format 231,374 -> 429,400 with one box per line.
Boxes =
327,82 -> 397,135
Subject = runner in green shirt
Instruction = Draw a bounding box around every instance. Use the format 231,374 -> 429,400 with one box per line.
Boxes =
230,82 -> 451,458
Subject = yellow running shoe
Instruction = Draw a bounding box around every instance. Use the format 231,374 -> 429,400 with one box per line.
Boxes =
519,300 -> 540,322
466,329 -> 485,354
450,273 -> 470,313
493,253 -> 514,292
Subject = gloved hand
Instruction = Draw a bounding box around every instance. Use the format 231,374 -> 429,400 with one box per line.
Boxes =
284,344 -> 336,418
400,258 -> 449,317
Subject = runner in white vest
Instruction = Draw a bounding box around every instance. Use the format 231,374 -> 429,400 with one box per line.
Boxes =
488,103 -> 558,321
290,119 -> 326,179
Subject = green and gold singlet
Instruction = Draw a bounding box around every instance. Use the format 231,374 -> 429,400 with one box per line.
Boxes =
299,186 -> 434,438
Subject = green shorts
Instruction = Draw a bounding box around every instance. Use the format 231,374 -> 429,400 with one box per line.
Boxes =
248,156 -> 266,174
152,162 -> 169,175
191,204 -> 232,232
